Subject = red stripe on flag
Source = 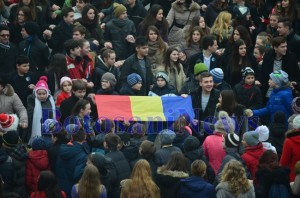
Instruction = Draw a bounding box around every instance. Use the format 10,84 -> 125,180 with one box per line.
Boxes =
95,95 -> 132,121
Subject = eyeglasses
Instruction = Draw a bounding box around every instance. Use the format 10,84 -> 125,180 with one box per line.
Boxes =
0,34 -> 9,37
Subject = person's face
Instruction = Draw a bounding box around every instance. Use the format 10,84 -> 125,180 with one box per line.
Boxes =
18,11 -> 25,23
268,78 -> 276,88
192,30 -> 201,42
81,42 -> 90,55
80,103 -> 91,116
64,12 -> 75,25
233,30 -> 240,41
71,46 -> 82,57
218,94 -> 222,104
200,76 -> 214,93
87,9 -> 95,20
62,82 -> 72,93
20,27 -> 29,39
270,15 -> 279,28
119,11 -> 128,20
199,17 -> 206,28
101,80 -> 111,89
170,50 -> 179,62
36,89 -> 48,101
239,44 -> 247,56
209,40 -> 218,53
17,63 -> 30,74
76,0 -> 86,11
156,9 -> 163,21
274,42 -> 287,56
157,78 -> 166,88
277,23 -> 289,36
132,82 -> 142,90
148,30 -> 158,42
127,0 -> 136,5
73,31 -> 84,40
22,0 -> 30,6
281,0 -> 289,7
253,48 -> 262,60
0,30 -> 10,44
136,45 -> 149,57
244,75 -> 255,85
73,89 -> 86,99
104,53 -> 116,66
255,38 -> 263,48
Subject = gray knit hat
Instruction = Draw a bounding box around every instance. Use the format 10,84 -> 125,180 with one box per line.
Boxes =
156,71 -> 169,82
243,130 -> 260,146
101,72 -> 117,87
159,129 -> 176,145
269,70 -> 289,87
242,67 -> 255,79
127,73 -> 142,86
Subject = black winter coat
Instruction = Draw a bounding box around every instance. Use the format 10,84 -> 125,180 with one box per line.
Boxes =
179,76 -> 199,95
0,148 -> 14,193
188,52 -> 220,77
0,43 -> 18,78
126,1 -> 147,29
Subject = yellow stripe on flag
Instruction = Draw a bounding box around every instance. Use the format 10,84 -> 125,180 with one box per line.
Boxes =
130,96 -> 166,121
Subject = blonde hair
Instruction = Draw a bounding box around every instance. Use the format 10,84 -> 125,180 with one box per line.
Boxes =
121,159 -> 160,198
211,11 -> 232,42
78,164 -> 103,198
191,160 -> 207,177
220,160 -> 250,196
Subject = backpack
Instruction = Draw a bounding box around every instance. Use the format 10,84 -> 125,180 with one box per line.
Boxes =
268,184 -> 291,198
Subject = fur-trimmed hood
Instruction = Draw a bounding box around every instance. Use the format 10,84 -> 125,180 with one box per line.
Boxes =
0,84 -> 15,96
172,0 -> 201,13
157,168 -> 189,178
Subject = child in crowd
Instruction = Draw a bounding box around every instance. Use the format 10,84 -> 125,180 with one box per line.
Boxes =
148,71 -> 177,96
55,76 -> 72,107
120,73 -> 143,96
210,68 -> 231,91
27,76 -> 56,145
253,45 -> 265,70
266,13 -> 280,36
96,72 -> 118,95
234,67 -> 263,110
255,125 -> 277,153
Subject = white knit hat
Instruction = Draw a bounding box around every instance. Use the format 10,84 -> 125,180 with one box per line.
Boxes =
255,125 -> 269,142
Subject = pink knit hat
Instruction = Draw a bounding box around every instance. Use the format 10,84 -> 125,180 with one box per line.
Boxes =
35,76 -> 49,92
60,76 -> 72,86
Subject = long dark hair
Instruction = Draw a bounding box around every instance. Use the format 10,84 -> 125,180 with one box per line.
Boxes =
146,25 -> 166,51
220,90 -> 238,116
163,47 -> 181,74
37,171 -> 63,198
18,0 -> 36,20
230,39 -> 250,72
15,6 -> 33,24
72,99 -> 90,115
81,4 -> 99,24
47,53 -> 68,86
142,4 -> 168,36
187,26 -> 204,47
159,152 -> 189,172
229,25 -> 252,47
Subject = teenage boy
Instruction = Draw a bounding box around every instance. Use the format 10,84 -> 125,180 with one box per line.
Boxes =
10,55 -> 37,107
120,37 -> 153,96
60,79 -> 97,124
148,71 -> 177,96
120,73 -> 143,96
188,35 -> 220,77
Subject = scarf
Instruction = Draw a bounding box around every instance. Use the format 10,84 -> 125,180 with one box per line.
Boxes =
29,93 -> 56,145
112,18 -> 128,28
0,42 -> 10,50
148,40 -> 160,56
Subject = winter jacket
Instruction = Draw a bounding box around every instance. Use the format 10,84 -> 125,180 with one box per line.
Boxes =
0,148 -> 14,193
26,150 -> 49,194
286,30 -> 300,60
105,150 -> 131,198
120,53 -> 153,95
166,1 -> 200,46
154,146 -> 182,166
47,138 -> 69,173
104,18 -> 136,60
149,84 -> 177,96
19,35 -> 49,74
233,82 -> 263,110
66,54 -> 94,80
214,81 -> 231,92
56,91 -> 71,107
30,191 -> 66,198
216,181 -> 255,198
0,41 -> 18,78
179,76 -> 199,94
179,176 -> 217,198
203,133 -> 226,174
55,141 -> 89,198
242,143 -> 265,179
291,174 -> 300,196
191,87 -> 220,121
280,130 -> 300,181
155,168 -> 189,198
0,84 -> 28,125
126,0 -> 147,29
253,86 -> 293,123
205,2 -> 224,27
260,50 -> 300,96
5,144 -> 28,198
269,122 -> 287,157
164,63 -> 186,93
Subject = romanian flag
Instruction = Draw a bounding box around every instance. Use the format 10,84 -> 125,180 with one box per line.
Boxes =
95,95 -> 195,121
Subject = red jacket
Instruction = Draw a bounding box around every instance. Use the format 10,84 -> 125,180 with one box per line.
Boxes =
242,143 -> 265,179
26,150 -> 50,194
56,91 -> 71,107
280,130 -> 300,181
66,54 -> 93,80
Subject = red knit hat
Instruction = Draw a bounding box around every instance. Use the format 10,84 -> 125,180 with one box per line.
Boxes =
0,114 -> 19,132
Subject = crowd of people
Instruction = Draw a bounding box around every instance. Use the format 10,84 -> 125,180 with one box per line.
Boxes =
1,0 -> 300,197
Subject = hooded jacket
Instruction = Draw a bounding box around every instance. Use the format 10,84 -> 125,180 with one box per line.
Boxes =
242,143 -> 265,179
55,141 -> 89,198
0,148 -> 14,193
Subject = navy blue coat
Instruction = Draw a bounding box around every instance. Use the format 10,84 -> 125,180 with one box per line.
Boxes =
179,176 -> 217,198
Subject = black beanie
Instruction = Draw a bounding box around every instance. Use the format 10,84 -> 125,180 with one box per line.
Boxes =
224,133 -> 240,148
23,22 -> 39,35
2,131 -> 19,147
